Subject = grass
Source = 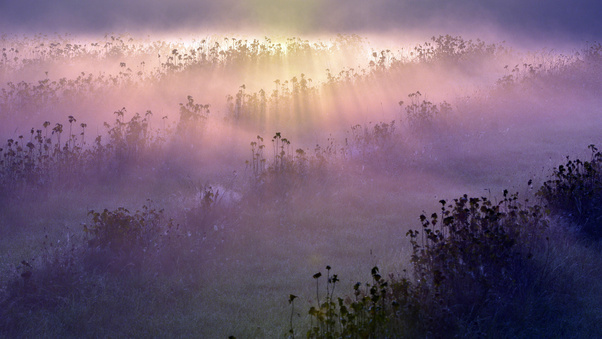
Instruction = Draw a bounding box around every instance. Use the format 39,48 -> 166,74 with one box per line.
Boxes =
0,161 -> 437,337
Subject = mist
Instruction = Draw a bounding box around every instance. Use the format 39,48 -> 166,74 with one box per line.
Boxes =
1,1 -> 602,337
2,0 -> 601,43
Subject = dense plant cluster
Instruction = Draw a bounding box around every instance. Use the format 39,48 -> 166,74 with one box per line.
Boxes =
85,203 -> 171,254
0,34 -> 514,130
0,34 -> 365,122
246,133 -> 327,200
83,202 -> 181,275
176,95 -> 210,137
2,34 -> 598,131
295,189 -> 550,337
226,73 -> 319,127
0,34 -> 362,75
403,91 -> 452,132
0,117 -> 101,198
293,145 -> 602,337
405,191 -> 548,335
346,121 -> 397,158
0,201 -> 187,334
294,266 -> 395,338
0,109 -> 166,201
411,35 -> 507,64
539,144 -> 602,239
496,41 -> 602,90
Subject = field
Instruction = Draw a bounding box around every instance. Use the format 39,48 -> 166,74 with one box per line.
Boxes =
1,33 -> 602,337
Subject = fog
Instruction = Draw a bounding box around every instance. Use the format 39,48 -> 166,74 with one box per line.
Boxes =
1,1 -> 602,337
2,0 -> 601,43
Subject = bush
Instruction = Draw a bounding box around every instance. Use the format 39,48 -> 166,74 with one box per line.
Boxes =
292,191 -> 550,338
403,91 -> 451,133
539,144 -> 602,239
83,202 -> 175,274
406,191 -> 548,335
346,121 -> 397,159
245,133 -> 324,201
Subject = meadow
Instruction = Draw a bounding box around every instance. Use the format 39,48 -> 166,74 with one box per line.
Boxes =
1,33 -> 602,337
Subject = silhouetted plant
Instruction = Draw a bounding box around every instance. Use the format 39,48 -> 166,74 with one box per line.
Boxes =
539,144 -> 602,239
83,201 -> 174,274
227,74 -> 317,127
0,107 -> 171,198
245,132 -> 324,201
346,120 -> 396,159
291,191 -> 550,338
177,95 -> 210,136
304,266 -> 395,339
406,191 -> 548,335
404,91 -> 451,132
411,35 -> 506,64
85,202 -> 171,252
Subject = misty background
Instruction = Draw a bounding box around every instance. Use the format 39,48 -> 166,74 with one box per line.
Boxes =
1,0 -> 601,43
1,0 -> 602,337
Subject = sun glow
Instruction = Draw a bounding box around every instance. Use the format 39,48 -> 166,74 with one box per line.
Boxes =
246,0 -> 321,34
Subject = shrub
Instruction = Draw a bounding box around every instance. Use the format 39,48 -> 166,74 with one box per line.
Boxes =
245,133 -> 320,201
404,91 -> 451,133
104,108 -> 164,164
176,95 -> 210,137
292,191 -> 550,338
538,144 -> 602,239
406,191 -> 548,335
346,121 -> 396,159
83,202 -> 175,274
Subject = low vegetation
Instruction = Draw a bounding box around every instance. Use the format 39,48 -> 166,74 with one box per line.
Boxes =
1,34 -> 601,337
539,144 -> 602,239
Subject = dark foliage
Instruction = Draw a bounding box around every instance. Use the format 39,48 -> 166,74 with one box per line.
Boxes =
539,144 -> 602,239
